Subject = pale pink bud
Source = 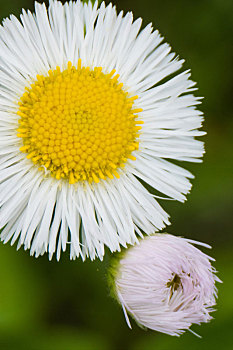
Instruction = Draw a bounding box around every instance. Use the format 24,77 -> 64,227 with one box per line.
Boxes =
113,234 -> 221,336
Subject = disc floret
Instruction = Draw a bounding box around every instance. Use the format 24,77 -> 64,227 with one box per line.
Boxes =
17,60 -> 142,184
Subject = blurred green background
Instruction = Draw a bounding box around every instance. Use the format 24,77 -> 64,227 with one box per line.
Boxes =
0,0 -> 232,349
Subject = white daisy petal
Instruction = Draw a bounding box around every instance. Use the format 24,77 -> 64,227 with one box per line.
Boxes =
0,1 -> 204,260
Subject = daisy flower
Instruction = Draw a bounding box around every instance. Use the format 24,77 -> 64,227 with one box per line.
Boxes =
0,1 -> 204,260
111,234 -> 220,336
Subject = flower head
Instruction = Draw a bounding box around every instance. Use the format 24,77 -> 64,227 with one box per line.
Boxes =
0,1 -> 204,260
112,234 -> 220,336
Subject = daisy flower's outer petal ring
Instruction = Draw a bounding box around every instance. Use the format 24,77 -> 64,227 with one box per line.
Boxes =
0,162 -> 169,260
0,1 -> 204,260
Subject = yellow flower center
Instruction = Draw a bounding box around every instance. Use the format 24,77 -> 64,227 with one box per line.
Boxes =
17,60 -> 142,184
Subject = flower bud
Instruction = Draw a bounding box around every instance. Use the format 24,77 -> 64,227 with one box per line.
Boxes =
109,234 -> 221,336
